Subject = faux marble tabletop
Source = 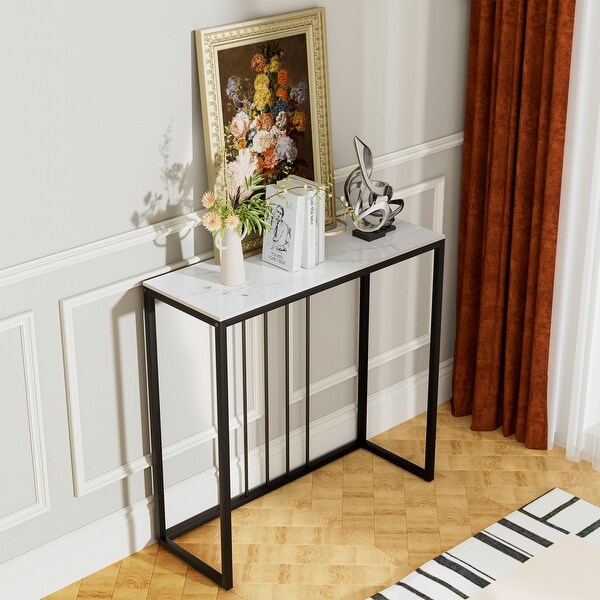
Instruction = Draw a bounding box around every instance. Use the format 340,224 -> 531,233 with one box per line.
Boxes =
143,220 -> 444,324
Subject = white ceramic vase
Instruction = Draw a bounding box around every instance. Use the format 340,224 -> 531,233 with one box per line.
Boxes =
215,226 -> 247,286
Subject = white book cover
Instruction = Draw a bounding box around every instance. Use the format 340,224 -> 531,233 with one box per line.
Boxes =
262,183 -> 305,272
289,175 -> 326,264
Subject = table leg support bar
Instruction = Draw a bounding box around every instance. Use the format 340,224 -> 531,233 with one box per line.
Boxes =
424,242 -> 444,480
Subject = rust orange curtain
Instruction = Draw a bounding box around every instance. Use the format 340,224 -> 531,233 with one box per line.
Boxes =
451,0 -> 576,449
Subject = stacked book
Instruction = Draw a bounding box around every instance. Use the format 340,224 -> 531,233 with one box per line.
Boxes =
262,176 -> 326,272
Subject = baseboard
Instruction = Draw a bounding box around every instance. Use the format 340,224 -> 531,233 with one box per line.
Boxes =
367,358 -> 454,438
0,497 -> 155,600
0,359 -> 453,599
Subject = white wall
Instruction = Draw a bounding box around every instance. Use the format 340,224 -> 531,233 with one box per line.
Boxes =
0,1 -> 469,597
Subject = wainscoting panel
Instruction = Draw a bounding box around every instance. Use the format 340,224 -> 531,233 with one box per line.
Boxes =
61,279 -> 152,497
0,311 -> 49,532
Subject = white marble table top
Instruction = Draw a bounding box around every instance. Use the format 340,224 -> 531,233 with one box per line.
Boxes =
143,220 -> 444,324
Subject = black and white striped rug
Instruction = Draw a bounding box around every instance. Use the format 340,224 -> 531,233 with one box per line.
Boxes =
369,488 -> 600,599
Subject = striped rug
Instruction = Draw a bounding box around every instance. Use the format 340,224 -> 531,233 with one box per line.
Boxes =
369,488 -> 600,599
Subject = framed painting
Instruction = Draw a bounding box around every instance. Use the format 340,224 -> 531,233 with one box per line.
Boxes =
195,8 -> 334,253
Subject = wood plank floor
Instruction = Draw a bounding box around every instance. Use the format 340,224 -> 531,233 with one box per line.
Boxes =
45,402 -> 600,599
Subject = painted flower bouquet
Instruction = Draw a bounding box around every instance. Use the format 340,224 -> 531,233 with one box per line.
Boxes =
200,148 -> 272,238
223,40 -> 310,185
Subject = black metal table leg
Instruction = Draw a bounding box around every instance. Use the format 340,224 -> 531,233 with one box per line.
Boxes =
242,322 -> 249,497
424,242 -> 445,481
143,289 -> 167,543
214,323 -> 233,589
357,274 -> 370,445
305,297 -> 310,465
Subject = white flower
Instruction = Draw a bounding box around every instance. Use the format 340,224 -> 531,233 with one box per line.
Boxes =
201,211 -> 222,233
270,125 -> 285,141
251,130 -> 274,154
227,148 -> 258,202
275,111 -> 288,129
275,136 -> 298,162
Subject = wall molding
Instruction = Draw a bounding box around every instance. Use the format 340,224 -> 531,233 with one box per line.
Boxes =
0,357 -> 453,599
0,495 -> 155,600
0,211 -> 203,288
59,255 -> 215,498
0,311 -> 50,533
395,175 -> 446,233
291,333 -> 431,405
333,131 -> 464,182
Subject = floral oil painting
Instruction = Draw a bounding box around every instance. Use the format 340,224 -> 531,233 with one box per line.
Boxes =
195,8 -> 334,251
219,34 -> 315,185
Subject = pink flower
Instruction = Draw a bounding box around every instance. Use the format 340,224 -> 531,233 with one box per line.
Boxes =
201,211 -> 222,233
230,111 -> 251,139
201,191 -> 215,209
225,214 -> 240,229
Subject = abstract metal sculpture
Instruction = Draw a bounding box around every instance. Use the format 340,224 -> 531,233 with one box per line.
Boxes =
343,136 -> 405,240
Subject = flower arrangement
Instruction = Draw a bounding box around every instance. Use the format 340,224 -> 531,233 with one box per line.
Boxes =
223,40 -> 310,185
200,148 -> 272,238
201,40 -> 313,241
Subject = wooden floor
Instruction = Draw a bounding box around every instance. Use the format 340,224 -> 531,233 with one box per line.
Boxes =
46,401 -> 600,600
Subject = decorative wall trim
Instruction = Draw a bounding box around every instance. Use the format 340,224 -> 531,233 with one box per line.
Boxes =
333,131 -> 464,181
0,495 -> 155,600
367,358 -> 454,438
60,255 -> 214,498
0,357 -> 453,600
291,333 -> 431,405
395,175 -> 446,233
0,211 -> 203,288
0,312 -> 50,533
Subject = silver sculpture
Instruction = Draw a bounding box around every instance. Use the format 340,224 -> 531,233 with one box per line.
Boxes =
343,136 -> 404,240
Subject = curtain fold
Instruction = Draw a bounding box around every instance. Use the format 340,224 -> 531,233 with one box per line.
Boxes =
452,0 -> 576,449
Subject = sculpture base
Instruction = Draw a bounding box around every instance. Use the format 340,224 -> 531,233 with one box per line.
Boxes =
352,224 -> 396,242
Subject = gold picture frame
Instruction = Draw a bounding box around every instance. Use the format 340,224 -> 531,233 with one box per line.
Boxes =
195,8 -> 334,253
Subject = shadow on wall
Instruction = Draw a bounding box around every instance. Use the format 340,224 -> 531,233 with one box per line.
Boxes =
112,290 -> 153,554
131,122 -> 199,263
131,122 -> 194,228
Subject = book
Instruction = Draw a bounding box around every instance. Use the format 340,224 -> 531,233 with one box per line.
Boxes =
289,175 -> 326,264
262,183 -> 305,272
301,183 -> 317,269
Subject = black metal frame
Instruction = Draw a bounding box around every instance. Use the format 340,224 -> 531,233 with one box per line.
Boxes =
143,239 -> 444,590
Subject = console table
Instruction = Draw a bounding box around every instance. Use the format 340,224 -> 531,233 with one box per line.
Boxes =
143,220 -> 445,589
